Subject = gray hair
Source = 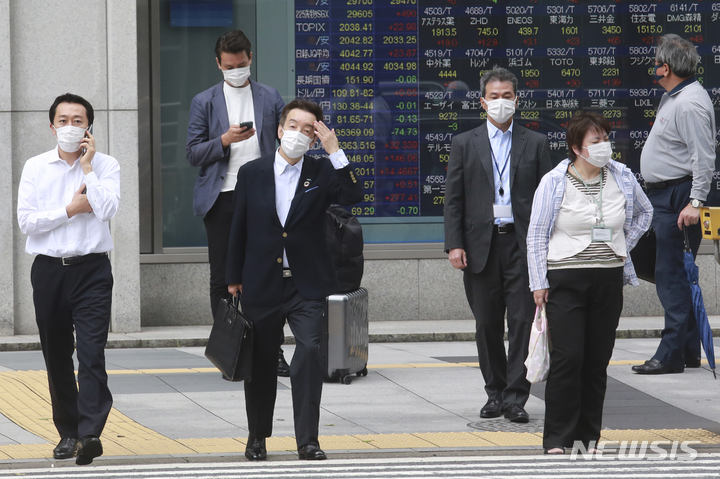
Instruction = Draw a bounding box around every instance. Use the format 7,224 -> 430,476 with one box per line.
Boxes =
479,66 -> 518,97
656,34 -> 699,78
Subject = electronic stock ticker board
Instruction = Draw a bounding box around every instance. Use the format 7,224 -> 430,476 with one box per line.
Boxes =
294,0 -> 720,221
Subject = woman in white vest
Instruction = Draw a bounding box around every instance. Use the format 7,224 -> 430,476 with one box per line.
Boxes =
526,111 -> 653,454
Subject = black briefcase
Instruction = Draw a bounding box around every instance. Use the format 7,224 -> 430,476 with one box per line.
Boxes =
630,228 -> 656,284
205,295 -> 253,382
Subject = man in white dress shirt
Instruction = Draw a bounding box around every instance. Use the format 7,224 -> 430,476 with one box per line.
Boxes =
17,93 -> 120,465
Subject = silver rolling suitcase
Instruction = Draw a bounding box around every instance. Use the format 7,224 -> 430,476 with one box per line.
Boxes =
324,287 -> 369,384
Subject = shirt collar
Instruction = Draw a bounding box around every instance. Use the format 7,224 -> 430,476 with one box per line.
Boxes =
668,76 -> 696,96
47,145 -> 80,168
487,119 -> 514,139
46,145 -> 64,163
274,148 -> 304,177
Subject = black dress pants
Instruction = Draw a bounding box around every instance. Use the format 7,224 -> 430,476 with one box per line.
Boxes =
31,254 -> 113,440
543,267 -> 623,449
203,191 -> 234,318
463,230 -> 534,406
243,277 -> 325,449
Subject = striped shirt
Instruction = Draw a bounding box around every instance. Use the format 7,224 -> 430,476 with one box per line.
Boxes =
547,168 -> 624,270
527,159 -> 654,291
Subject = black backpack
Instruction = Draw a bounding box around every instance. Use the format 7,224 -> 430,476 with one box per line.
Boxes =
326,205 -> 364,293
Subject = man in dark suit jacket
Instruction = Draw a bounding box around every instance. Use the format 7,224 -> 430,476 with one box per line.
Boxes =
444,66 -> 552,423
226,99 -> 362,462
186,30 -> 285,319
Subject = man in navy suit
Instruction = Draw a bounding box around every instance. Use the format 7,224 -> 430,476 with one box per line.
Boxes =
186,30 -> 285,320
226,99 -> 362,462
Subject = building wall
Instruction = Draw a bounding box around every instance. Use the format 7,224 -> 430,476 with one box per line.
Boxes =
138,256 -> 720,326
2,0 -> 140,335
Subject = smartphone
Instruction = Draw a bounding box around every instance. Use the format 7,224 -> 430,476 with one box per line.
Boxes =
239,121 -> 253,129
81,124 -> 94,155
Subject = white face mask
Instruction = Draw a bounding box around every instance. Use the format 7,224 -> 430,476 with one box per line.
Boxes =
53,125 -> 87,153
280,129 -> 314,158
483,98 -> 516,123
579,142 -> 613,168
222,66 -> 251,87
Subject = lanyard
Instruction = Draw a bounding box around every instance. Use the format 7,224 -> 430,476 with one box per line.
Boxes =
571,164 -> 604,225
491,147 -> 511,196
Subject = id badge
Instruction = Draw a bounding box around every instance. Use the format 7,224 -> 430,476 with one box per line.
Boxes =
591,226 -> 612,242
493,204 -> 512,218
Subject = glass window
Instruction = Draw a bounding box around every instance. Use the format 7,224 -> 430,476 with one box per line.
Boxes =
151,1 -> 720,250
157,0 -> 264,248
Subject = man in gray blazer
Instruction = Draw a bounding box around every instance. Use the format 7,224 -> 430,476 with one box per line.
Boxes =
186,30 -> 285,320
444,66 -> 551,423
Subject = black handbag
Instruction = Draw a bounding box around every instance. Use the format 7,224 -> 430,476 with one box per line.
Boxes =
629,227 -> 656,284
205,295 -> 253,381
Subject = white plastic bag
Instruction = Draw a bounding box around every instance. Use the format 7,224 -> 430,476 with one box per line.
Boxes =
525,305 -> 551,383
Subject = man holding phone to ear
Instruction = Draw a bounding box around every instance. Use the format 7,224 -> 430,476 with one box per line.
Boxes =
187,30 -> 285,331
17,93 -> 120,465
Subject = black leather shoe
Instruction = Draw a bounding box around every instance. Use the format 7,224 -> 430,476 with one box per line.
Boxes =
504,404 -> 530,423
53,437 -> 77,459
479,400 -> 504,418
632,359 -> 683,375
686,357 -> 702,368
278,350 -> 290,378
75,436 -> 102,465
245,437 -> 267,461
298,444 -> 327,460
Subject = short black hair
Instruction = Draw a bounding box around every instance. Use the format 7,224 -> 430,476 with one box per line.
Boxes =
49,93 -> 94,126
215,30 -> 252,62
280,99 -> 324,125
566,111 -> 612,162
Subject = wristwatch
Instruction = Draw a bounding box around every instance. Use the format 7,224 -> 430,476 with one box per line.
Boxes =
690,198 -> 704,208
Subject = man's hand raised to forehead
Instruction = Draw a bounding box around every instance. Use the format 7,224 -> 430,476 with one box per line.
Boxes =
314,121 -> 339,155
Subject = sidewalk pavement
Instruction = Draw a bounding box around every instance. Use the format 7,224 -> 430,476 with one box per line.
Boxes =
2,316 -> 720,352
0,320 -> 719,468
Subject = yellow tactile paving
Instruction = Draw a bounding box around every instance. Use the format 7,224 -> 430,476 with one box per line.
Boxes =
414,432 -> 497,448
0,443 -> 55,460
0,429 -> 718,460
265,435 -> 301,451
601,430 -> 671,443
472,431 -> 544,447
3,370 -> 720,460
177,438 -> 246,454
354,433 -> 437,449
318,434 -> 377,450
649,429 -> 720,444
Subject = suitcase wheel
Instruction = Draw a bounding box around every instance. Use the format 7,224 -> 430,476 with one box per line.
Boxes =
341,375 -> 353,385
357,367 -> 368,377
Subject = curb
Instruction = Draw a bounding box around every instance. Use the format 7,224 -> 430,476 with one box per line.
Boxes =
2,328 -> 720,352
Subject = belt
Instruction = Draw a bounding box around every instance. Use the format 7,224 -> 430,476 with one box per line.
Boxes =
494,223 -> 515,234
645,175 -> 692,191
283,269 -> 292,278
38,252 -> 108,266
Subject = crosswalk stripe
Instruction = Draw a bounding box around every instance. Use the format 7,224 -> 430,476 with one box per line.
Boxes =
2,455 -> 720,478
